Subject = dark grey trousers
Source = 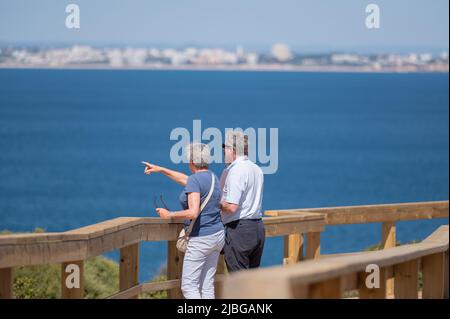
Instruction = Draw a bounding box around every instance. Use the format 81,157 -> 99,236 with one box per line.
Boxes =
223,219 -> 265,273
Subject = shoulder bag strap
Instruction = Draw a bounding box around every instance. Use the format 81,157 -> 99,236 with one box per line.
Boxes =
185,172 -> 215,236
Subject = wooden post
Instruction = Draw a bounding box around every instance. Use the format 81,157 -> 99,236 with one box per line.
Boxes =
305,232 -> 320,260
290,284 -> 309,298
382,221 -> 396,297
394,259 -> 418,299
358,267 -> 387,299
422,253 -> 445,299
0,267 -> 13,299
119,243 -> 139,299
167,240 -> 184,299
61,260 -> 84,299
215,254 -> 227,298
283,234 -> 303,264
216,253 -> 226,274
309,277 -> 342,299
444,250 -> 449,299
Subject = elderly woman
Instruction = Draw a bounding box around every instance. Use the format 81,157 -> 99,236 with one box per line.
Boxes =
142,143 -> 224,299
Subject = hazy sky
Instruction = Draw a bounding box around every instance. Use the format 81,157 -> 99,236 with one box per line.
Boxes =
0,0 -> 448,53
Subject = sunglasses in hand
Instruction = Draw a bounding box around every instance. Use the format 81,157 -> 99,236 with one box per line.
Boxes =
153,194 -> 170,211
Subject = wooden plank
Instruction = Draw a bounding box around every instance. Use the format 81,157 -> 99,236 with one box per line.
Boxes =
283,234 -> 303,265
382,221 -> 396,297
320,251 -> 369,259
0,267 -> 13,299
61,260 -> 84,299
0,217 -> 183,245
309,277 -> 342,299
64,217 -> 139,240
422,252 -> 445,299
423,225 -> 450,244
216,254 -> 226,274
222,274 -> 296,298
0,232 -> 66,245
262,215 -> 326,223
167,237 -> 184,299
394,259 -> 418,299
264,218 -> 325,237
265,201 -> 449,225
290,283 -> 309,298
382,222 -> 396,248
423,227 -> 449,299
109,284 -> 142,299
0,222 -> 180,268
119,243 -> 139,299
341,272 -> 359,291
445,250 -> 449,299
215,255 -> 227,298
423,227 -> 449,298
141,222 -> 181,241
0,219 -> 183,246
64,217 -> 184,240
358,267 -> 386,299
305,232 -> 321,260
142,279 -> 181,294
111,275 -> 227,299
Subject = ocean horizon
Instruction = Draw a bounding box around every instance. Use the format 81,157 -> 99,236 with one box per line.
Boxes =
0,68 -> 448,282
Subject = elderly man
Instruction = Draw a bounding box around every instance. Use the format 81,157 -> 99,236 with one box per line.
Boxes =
219,131 -> 265,272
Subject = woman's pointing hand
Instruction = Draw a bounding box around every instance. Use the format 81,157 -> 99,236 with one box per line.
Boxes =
141,161 -> 163,175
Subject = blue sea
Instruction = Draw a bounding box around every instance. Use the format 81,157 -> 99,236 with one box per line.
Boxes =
0,69 -> 448,282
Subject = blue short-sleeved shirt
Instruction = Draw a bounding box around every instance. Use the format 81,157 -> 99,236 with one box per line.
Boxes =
179,170 -> 224,237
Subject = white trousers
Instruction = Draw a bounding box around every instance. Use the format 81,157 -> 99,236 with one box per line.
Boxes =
181,229 -> 225,299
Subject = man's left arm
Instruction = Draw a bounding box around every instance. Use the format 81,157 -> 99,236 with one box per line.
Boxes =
220,201 -> 239,214
220,170 -> 244,214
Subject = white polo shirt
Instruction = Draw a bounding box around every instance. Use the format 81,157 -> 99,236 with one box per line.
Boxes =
220,156 -> 264,225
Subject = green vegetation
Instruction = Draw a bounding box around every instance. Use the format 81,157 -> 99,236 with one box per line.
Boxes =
12,256 -> 168,299
363,240 -> 420,252
14,256 -> 115,298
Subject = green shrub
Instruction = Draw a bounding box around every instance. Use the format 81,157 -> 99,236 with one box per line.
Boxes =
13,256 -> 119,299
13,264 -> 61,299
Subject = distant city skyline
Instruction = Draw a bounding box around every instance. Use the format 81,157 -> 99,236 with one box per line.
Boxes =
0,0 -> 448,54
2,43 -> 447,74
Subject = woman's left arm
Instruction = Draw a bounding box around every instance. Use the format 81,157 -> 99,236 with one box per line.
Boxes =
156,192 -> 201,220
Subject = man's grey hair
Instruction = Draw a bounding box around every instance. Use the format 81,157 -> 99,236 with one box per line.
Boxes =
186,142 -> 211,169
224,131 -> 248,156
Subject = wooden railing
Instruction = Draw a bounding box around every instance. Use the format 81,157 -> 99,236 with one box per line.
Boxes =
265,200 -> 449,297
0,200 -> 447,299
221,225 -> 449,299
0,214 -> 325,299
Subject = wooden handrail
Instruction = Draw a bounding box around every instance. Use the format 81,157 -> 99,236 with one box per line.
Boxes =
221,225 -> 449,299
265,201 -> 448,224
0,214 -> 325,299
0,217 -> 184,268
266,200 -> 448,296
0,215 -> 325,268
